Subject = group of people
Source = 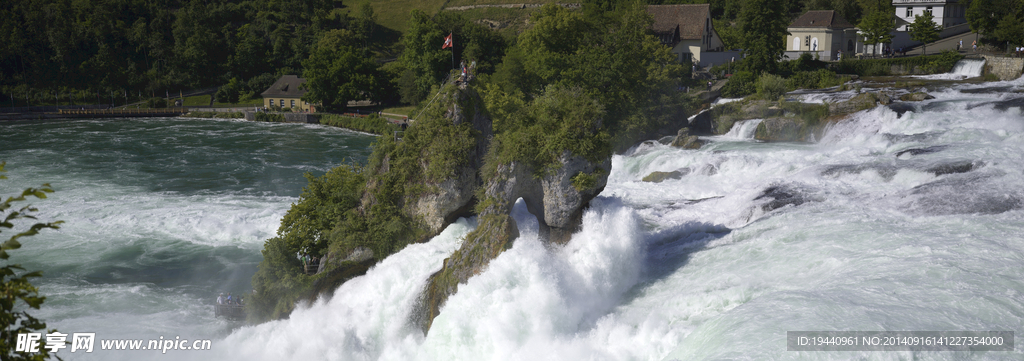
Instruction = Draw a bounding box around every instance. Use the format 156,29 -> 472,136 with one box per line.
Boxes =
300,254 -> 320,267
216,292 -> 243,306
1015,46 -> 1024,57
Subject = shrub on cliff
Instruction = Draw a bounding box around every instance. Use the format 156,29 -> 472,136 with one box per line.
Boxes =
483,85 -> 610,179
721,71 -> 757,98
756,73 -> 787,101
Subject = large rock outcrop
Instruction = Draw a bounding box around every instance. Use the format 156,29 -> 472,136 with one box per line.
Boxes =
416,151 -> 610,332
312,85 -> 493,301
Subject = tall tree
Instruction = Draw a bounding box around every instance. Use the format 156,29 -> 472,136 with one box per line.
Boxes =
909,13 -> 941,55
967,0 -> 1000,36
740,0 -> 790,74
302,29 -> 382,111
859,5 -> 895,57
993,12 -> 1024,49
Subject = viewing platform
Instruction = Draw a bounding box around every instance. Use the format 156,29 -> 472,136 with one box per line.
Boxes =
214,304 -> 245,321
304,260 -> 321,275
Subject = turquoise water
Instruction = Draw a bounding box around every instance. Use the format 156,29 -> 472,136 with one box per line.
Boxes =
0,117 -> 374,360
220,78 -> 1024,360
5,76 -> 1024,361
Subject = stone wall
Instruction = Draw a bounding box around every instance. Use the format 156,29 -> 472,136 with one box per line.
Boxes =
982,55 -> 1024,81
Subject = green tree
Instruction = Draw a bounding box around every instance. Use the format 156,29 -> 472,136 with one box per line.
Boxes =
740,0 -> 790,74
1,162 -> 62,361
967,0 -> 1000,36
993,12 -> 1024,49
909,13 -> 941,55
859,5 -> 895,57
302,29 -> 382,111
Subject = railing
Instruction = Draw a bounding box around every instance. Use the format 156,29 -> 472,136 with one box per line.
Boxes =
58,107 -> 188,115
304,261 -> 320,275
214,304 -> 245,320
892,0 -> 955,3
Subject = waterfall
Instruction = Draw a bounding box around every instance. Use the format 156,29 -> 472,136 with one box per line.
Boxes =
950,58 -> 986,78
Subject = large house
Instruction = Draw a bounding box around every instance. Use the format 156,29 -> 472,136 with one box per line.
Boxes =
261,75 -> 314,112
647,4 -> 737,67
884,0 -> 969,53
785,10 -> 861,61
893,0 -> 967,31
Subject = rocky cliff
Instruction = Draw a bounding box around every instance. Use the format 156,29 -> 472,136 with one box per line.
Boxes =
409,84 -> 612,333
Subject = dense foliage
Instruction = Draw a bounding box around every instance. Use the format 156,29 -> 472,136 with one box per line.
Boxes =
396,10 -> 507,105
1,162 -> 62,361
739,0 -> 790,74
834,51 -> 964,76
967,0 -> 1024,47
301,29 -> 384,111
485,3 -> 686,153
0,0 -> 374,107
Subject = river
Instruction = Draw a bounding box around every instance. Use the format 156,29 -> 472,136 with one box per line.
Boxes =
3,76 -> 1024,360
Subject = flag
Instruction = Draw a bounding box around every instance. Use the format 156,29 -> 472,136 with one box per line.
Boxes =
442,33 -> 453,49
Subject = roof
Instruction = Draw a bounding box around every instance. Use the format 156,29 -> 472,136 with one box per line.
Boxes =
260,75 -> 307,98
647,4 -> 711,40
789,10 -> 855,29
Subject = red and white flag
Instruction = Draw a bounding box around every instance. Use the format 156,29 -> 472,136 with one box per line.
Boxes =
442,33 -> 453,49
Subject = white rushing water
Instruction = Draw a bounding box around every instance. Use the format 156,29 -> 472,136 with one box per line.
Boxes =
210,78 -> 1024,360
0,118 -> 375,361
4,78 -> 1024,360
911,58 -> 987,80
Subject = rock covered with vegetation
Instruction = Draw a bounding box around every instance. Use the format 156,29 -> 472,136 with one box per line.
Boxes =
249,3 -> 691,326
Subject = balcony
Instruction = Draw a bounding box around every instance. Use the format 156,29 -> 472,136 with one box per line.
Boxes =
892,0 -> 954,4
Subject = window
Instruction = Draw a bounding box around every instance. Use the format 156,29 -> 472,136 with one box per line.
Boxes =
793,37 -> 801,51
848,40 -> 854,52
269,99 -> 274,106
925,6 -> 932,16
906,7 -> 913,17
291,100 -> 295,108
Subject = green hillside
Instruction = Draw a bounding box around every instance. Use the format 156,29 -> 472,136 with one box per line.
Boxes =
360,0 -> 558,32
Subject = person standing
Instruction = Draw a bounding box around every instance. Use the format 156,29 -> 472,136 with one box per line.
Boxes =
972,40 -> 977,53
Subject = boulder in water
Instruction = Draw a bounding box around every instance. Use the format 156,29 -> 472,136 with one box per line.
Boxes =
642,169 -> 689,183
899,92 -> 935,102
829,92 -> 884,115
755,185 -> 808,212
925,160 -> 982,176
670,128 -> 705,149
754,117 -> 805,142
895,145 -> 947,158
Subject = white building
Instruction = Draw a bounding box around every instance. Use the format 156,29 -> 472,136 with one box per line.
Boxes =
785,10 -> 862,61
892,0 -> 967,31
863,0 -> 971,55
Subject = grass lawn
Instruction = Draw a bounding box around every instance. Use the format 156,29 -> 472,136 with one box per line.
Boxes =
213,97 -> 263,107
363,0 -> 447,32
446,0 -> 551,7
451,6 -> 543,35
380,105 -> 417,116
183,95 -> 211,106
366,0 -> 552,32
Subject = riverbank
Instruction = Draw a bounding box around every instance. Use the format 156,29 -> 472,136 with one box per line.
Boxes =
183,110 -> 403,135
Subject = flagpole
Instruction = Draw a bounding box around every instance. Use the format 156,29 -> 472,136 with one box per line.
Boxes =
450,31 -> 454,72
